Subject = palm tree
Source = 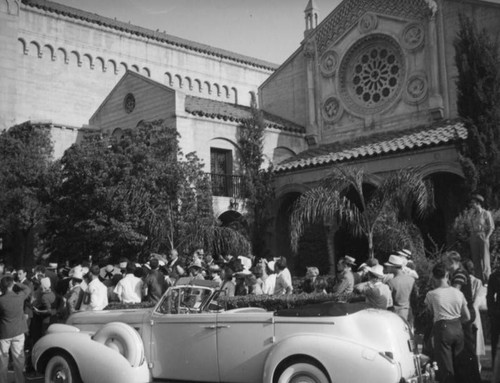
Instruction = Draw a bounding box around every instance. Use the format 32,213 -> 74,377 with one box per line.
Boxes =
290,166 -> 432,271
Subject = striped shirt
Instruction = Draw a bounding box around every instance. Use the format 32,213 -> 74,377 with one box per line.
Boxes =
425,286 -> 467,323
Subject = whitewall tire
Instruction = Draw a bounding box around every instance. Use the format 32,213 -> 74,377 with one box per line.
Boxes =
45,354 -> 81,383
93,322 -> 144,367
277,362 -> 329,383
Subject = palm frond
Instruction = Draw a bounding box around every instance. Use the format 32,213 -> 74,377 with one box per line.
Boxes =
290,186 -> 361,252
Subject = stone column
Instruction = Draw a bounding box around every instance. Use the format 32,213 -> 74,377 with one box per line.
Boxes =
303,40 -> 319,147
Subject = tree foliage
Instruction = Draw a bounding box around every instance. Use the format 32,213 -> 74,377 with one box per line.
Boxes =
290,166 -> 433,261
46,120 -> 246,263
0,122 -> 54,267
454,13 -> 500,207
236,98 -> 275,257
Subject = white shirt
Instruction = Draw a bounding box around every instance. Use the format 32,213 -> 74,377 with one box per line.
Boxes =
87,278 -> 108,311
113,273 -> 143,303
262,274 -> 277,295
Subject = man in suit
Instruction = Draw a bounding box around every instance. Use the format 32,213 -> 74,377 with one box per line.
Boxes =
0,274 -> 31,383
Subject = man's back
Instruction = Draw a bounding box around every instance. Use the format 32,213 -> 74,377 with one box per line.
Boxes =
388,273 -> 414,308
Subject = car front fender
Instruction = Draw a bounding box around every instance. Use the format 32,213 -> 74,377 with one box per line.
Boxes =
262,334 -> 400,383
33,326 -> 150,383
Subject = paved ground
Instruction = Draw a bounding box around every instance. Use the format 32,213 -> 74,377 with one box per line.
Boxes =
8,345 -> 496,382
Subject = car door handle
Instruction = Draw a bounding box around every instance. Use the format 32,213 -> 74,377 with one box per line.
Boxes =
217,325 -> 230,329
203,325 -> 231,329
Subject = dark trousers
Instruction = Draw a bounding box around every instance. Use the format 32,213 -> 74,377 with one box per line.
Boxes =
454,322 -> 481,383
433,319 -> 464,383
492,315 -> 500,363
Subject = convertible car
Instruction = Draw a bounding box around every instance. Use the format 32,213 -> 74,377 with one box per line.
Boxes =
32,278 -> 433,383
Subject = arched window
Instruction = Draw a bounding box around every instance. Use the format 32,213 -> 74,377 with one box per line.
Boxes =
95,57 -> 106,72
222,85 -> 230,99
119,62 -> 128,74
213,83 -> 221,97
71,51 -> 82,66
18,38 -> 28,55
142,67 -> 151,77
108,59 -> 117,74
131,64 -> 139,72
231,87 -> 238,104
164,72 -> 173,86
194,79 -> 202,92
29,41 -> 41,58
204,81 -> 211,95
185,76 -> 192,90
83,53 -> 93,69
175,74 -> 182,88
43,44 -> 55,61
57,47 -> 68,63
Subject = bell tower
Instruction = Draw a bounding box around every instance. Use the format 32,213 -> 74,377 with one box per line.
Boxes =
304,0 -> 319,37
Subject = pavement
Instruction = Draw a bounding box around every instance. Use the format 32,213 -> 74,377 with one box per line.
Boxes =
8,345 -> 496,382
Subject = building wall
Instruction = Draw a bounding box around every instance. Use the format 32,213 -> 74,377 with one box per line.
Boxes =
90,73 -> 177,132
259,50 -> 308,128
0,1 -> 274,132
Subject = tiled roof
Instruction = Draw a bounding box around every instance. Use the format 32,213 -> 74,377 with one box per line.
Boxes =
22,0 -> 278,71
275,120 -> 467,173
185,96 -> 306,134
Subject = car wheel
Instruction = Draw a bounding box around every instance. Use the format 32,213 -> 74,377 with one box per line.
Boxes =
45,354 -> 81,383
93,322 -> 143,367
278,362 -> 329,383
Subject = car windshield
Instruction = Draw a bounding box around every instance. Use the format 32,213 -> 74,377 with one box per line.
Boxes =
156,286 -> 214,314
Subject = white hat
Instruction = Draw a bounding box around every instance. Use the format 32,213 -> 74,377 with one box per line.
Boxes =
397,249 -> 412,258
238,256 -> 252,271
384,255 -> 405,268
40,277 -> 51,290
69,265 -> 82,277
72,268 -> 84,280
47,262 -> 58,270
368,265 -> 385,278
100,265 -> 118,279
340,255 -> 356,266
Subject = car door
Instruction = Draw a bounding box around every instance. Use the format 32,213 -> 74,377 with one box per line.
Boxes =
216,311 -> 275,383
150,287 -> 219,382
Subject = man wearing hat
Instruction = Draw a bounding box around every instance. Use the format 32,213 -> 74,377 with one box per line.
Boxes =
143,258 -> 166,303
397,249 -> 419,279
63,268 -> 85,319
113,263 -> 143,304
331,256 -> 356,296
385,254 -> 417,321
354,266 -> 393,309
469,193 -> 494,283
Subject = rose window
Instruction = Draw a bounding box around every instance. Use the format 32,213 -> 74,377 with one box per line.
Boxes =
339,34 -> 405,115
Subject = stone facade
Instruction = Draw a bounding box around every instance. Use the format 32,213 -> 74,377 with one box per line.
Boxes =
0,0 -> 276,156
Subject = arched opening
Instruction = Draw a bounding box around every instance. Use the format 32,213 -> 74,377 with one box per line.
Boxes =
218,210 -> 243,227
416,172 -> 467,251
334,183 -> 377,263
275,192 -> 329,276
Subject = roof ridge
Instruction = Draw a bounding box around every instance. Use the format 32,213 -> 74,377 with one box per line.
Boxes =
22,0 -> 279,71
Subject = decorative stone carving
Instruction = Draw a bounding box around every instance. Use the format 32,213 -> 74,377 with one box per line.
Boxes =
424,0 -> 438,17
321,96 -> 343,123
404,72 -> 428,104
339,34 -> 405,116
401,22 -> 425,51
320,50 -> 339,77
358,13 -> 378,34
315,0 -> 430,56
303,40 -> 316,59
123,93 -> 136,114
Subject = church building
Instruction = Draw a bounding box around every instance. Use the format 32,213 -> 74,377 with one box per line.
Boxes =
258,0 -> 500,271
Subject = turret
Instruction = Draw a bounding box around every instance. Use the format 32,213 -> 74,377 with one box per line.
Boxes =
304,0 -> 319,37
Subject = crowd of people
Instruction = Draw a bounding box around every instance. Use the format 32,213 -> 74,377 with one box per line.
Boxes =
0,244 -> 499,382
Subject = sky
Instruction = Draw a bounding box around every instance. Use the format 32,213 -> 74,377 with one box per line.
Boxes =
56,0 -> 342,64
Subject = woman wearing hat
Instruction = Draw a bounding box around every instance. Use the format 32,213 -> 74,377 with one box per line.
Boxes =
469,194 -> 494,283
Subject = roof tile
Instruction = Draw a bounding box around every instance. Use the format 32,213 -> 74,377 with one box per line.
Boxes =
184,95 -> 306,134
275,121 -> 467,173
